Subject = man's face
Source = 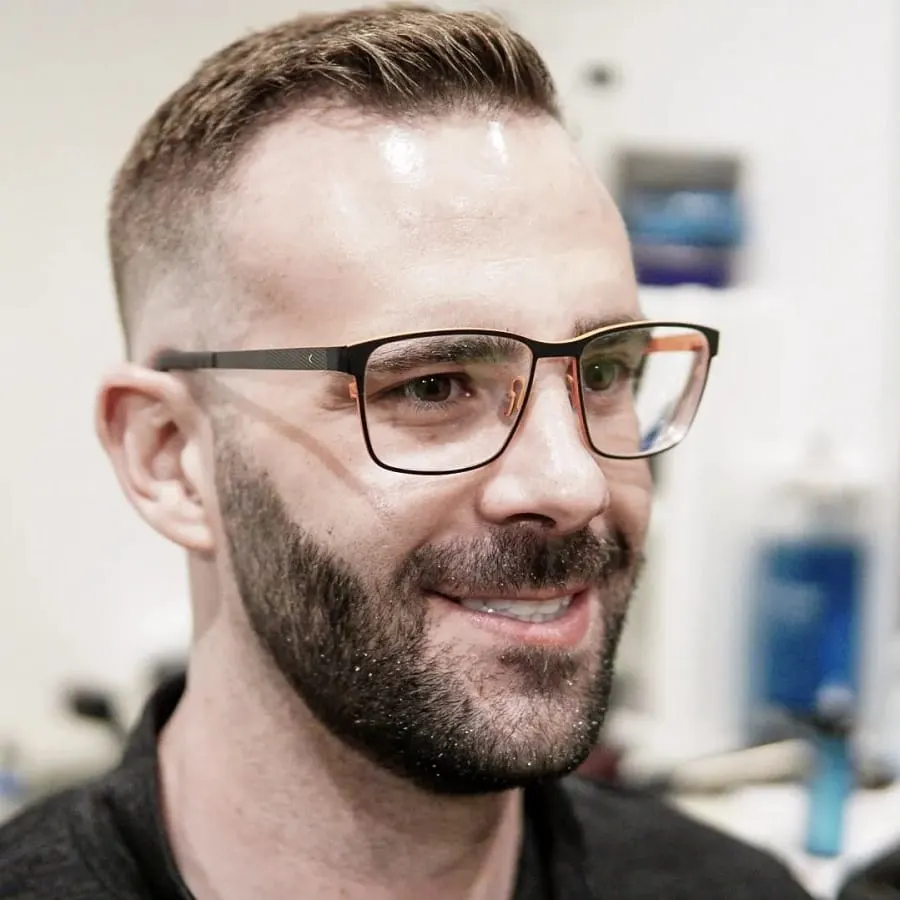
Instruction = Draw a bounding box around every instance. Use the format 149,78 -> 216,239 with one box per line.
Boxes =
207,111 -> 652,793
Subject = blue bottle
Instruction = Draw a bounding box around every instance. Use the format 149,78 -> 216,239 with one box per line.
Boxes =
748,440 -> 868,858
749,439 -> 866,738
804,685 -> 855,858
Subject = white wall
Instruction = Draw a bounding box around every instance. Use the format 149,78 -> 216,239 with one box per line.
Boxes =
610,0 -> 900,760
562,0 -> 900,759
2,0 -> 899,758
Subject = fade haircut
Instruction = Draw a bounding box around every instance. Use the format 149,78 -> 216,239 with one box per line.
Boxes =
108,3 -> 562,356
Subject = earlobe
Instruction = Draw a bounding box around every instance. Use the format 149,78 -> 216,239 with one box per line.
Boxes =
96,364 -> 216,554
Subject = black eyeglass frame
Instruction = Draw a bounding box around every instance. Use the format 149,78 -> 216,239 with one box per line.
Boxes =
154,320 -> 720,476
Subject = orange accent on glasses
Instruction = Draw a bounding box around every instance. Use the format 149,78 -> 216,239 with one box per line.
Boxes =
565,371 -> 577,406
504,376 -> 527,418
567,359 -> 590,444
348,380 -> 359,401
646,334 -> 706,353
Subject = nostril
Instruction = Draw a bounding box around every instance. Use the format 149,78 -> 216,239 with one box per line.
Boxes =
503,512 -> 557,530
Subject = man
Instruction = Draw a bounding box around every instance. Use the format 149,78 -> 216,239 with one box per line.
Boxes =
0,5 -> 812,899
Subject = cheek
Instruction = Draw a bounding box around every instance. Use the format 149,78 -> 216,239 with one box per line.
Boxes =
230,380 -> 477,546
604,459 -> 653,549
348,475 -> 475,543
309,477 -> 475,589
262,428 -> 472,564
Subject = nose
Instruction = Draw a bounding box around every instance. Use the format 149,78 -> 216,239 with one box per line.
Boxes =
476,367 -> 611,534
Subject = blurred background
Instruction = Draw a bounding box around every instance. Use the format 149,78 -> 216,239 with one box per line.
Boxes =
2,1 -> 900,896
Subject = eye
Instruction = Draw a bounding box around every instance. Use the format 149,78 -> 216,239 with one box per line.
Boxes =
582,358 -> 626,393
402,374 -> 456,403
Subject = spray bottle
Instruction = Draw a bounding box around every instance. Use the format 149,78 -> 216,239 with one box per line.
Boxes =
748,437 -> 869,857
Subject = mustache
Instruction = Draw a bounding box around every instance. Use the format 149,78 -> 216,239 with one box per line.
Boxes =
402,526 -> 635,597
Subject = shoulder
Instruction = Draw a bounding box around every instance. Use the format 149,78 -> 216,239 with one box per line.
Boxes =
561,776 -> 813,899
0,776 -> 144,900
0,789 -> 97,899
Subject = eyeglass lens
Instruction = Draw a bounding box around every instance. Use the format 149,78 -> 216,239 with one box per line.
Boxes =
360,326 -> 709,474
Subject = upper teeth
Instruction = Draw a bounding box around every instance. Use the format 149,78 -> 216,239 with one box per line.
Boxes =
459,595 -> 573,623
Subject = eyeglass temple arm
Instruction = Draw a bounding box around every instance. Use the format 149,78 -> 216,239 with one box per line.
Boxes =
645,334 -> 709,354
153,347 -> 345,372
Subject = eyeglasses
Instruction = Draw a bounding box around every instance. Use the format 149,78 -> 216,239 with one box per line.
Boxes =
154,320 -> 719,476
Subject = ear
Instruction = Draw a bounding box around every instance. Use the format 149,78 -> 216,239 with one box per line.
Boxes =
95,363 -> 215,554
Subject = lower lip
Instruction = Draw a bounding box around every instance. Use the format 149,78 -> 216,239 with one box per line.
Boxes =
431,590 -> 593,649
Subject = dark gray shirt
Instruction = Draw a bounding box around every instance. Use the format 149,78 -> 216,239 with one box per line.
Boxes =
0,678 -> 813,899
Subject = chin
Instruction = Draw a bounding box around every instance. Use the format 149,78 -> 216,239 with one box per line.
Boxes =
390,696 -> 608,796
408,741 -> 599,797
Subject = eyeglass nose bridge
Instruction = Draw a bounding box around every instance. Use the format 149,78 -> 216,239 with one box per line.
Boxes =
518,357 -> 609,456
525,355 -> 582,409
504,358 -> 590,443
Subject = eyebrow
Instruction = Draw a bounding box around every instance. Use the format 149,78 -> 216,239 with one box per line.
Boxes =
572,313 -> 642,338
365,334 -> 524,375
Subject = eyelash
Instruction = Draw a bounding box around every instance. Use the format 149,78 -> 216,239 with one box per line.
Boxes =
377,372 -> 474,407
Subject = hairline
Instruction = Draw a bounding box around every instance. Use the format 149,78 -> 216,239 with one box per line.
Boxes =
125,102 -> 564,361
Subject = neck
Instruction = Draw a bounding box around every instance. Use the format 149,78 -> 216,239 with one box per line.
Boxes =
158,620 -> 524,900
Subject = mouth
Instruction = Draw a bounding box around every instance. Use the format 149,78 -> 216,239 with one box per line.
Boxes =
428,587 -> 593,648
455,594 -> 575,624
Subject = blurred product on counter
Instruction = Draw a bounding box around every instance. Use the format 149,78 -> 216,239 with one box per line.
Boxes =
603,735 -> 893,799
616,149 -> 745,288
747,438 -> 868,742
746,437 -> 871,859
0,742 -> 25,825
619,739 -> 813,796
805,685 -> 856,858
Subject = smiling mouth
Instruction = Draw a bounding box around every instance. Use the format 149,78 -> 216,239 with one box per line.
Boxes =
434,592 -> 579,624
460,596 -> 574,623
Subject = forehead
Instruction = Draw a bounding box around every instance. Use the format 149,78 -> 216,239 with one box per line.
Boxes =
220,110 -> 638,346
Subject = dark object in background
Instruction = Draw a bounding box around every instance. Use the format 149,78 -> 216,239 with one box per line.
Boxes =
583,62 -> 617,87
148,658 -> 187,693
577,743 -> 624,783
64,687 -> 127,744
840,848 -> 900,899
63,658 -> 187,750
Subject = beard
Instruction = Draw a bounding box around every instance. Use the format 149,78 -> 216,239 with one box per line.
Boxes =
215,445 -> 641,795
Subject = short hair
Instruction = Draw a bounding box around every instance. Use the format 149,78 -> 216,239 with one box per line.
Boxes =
108,3 -> 562,355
